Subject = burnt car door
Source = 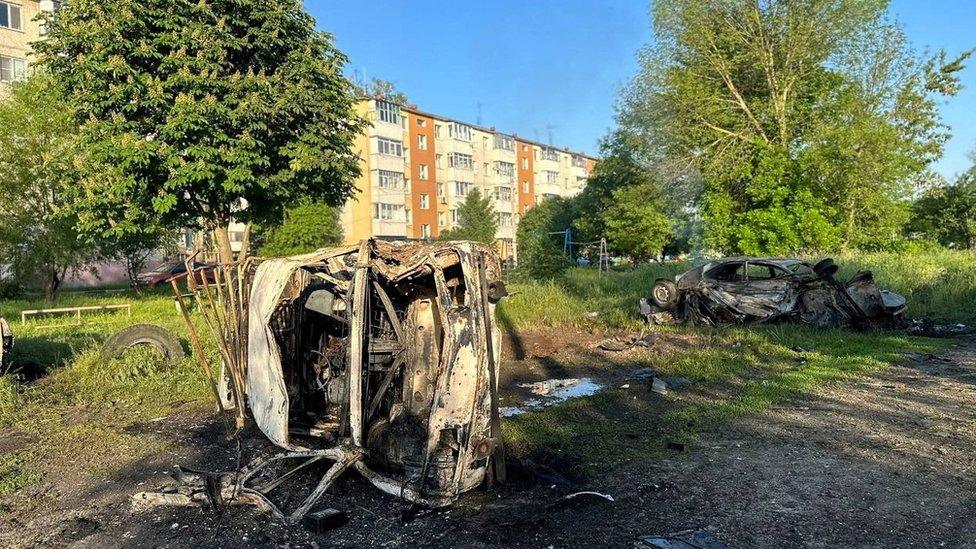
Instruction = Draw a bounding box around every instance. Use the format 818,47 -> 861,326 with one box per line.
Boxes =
694,260 -> 799,323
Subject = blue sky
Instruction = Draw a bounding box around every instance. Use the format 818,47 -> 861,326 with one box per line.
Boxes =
308,0 -> 975,179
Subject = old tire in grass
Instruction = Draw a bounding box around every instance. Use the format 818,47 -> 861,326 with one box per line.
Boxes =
651,279 -> 679,310
102,324 -> 185,369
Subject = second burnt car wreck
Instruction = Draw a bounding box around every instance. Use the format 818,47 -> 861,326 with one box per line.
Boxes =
642,257 -> 907,329
136,239 -> 508,522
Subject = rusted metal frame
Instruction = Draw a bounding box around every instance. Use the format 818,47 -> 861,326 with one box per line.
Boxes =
312,270 -> 351,293
197,267 -> 247,424
347,241 -> 371,446
288,449 -> 363,523
352,461 -> 454,508
366,352 -> 406,422
170,279 -> 228,422
477,252 -> 506,483
252,456 -> 324,494
371,279 -> 404,344
417,254 -> 461,496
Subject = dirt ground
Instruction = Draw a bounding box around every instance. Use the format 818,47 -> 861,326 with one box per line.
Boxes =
3,331 -> 976,548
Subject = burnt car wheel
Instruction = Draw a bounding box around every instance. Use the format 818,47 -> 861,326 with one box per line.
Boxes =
813,258 -> 838,278
651,279 -> 679,310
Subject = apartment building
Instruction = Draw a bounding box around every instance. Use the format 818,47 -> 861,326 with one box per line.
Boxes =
0,1 -> 57,95
339,98 -> 597,261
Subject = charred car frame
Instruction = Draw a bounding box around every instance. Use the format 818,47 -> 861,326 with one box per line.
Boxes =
643,257 -> 906,328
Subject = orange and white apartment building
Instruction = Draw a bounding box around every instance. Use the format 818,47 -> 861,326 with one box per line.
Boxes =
340,98 -> 597,261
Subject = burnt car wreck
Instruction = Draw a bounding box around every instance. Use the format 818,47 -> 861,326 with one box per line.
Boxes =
642,257 -> 906,328
135,240 -> 507,523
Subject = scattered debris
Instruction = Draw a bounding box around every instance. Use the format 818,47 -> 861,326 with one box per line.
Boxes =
599,332 -> 658,352
651,378 -> 668,395
301,508 -> 348,533
636,529 -> 729,549
101,324 -> 186,368
902,352 -> 952,363
643,257 -> 906,329
662,377 -> 691,390
138,240 -> 508,523
906,319 -> 971,337
552,491 -> 615,506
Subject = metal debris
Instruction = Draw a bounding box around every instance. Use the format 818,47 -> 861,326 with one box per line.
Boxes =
136,239 -> 508,522
636,529 -> 729,549
645,257 -> 906,329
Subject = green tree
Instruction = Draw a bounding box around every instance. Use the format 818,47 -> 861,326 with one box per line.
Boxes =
352,77 -> 409,105
618,0 -> 969,255
439,188 -> 498,244
0,76 -> 97,299
258,202 -> 343,257
908,162 -> 976,249
601,184 -> 673,262
35,0 -> 367,264
515,198 -> 574,279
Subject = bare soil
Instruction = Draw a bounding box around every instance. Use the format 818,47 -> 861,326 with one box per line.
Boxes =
3,332 -> 976,548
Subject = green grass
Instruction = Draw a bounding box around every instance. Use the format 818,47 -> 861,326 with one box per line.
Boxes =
0,289 -> 214,500
499,249 -> 969,471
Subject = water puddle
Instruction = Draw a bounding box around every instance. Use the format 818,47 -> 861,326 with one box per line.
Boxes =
500,378 -> 604,417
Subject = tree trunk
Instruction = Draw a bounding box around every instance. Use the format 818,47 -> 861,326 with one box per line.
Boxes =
213,224 -> 235,266
45,269 -> 60,301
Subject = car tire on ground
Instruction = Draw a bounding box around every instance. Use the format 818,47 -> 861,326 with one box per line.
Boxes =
651,279 -> 680,310
101,324 -> 186,369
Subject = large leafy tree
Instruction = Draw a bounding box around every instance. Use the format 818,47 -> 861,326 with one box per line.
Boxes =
515,197 -> 574,279
908,159 -> 976,250
439,188 -> 498,244
618,0 -> 969,255
258,202 -> 343,257
601,184 -> 673,262
0,76 -> 97,299
35,0 -> 367,263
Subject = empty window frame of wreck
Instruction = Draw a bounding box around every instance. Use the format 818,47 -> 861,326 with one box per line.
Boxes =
243,241 -> 505,510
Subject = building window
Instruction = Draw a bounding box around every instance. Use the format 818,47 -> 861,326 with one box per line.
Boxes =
493,161 -> 515,179
494,134 -> 515,151
545,170 -> 559,184
377,137 -> 403,157
448,122 -> 472,141
540,147 -> 559,161
448,152 -> 473,170
453,181 -> 471,197
376,100 -> 400,125
572,155 -> 587,168
435,154 -> 443,168
420,224 -> 431,238
417,134 -> 427,150
498,213 -> 513,226
0,55 -> 26,83
483,162 -> 489,175
437,182 -> 445,197
434,124 -> 441,138
420,194 -> 430,209
520,157 -> 528,170
438,212 -> 446,227
419,164 -> 429,180
377,169 -> 404,189
521,181 -> 529,193
0,2 -> 22,31
417,119 -> 426,127
451,209 -> 458,223
374,203 -> 405,221
495,186 -> 513,202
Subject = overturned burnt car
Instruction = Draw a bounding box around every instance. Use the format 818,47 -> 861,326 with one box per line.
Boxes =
642,257 -> 906,328
137,240 -> 507,522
